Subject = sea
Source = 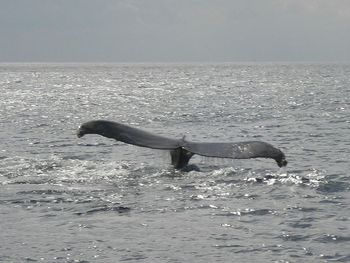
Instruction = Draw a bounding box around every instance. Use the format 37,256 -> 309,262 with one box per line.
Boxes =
0,63 -> 349,263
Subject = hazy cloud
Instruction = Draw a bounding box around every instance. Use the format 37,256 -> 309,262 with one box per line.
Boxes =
0,0 -> 349,62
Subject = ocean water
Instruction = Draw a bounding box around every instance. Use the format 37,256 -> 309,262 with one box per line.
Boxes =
0,63 -> 349,263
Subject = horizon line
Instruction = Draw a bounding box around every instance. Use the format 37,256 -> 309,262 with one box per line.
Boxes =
1,60 -> 350,65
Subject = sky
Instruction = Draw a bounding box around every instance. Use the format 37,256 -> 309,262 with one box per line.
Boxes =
1,0 -> 350,62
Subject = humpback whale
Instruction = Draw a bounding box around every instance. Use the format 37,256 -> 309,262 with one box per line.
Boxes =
77,120 -> 287,169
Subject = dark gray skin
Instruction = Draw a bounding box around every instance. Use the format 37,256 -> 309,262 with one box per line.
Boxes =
77,120 -> 287,169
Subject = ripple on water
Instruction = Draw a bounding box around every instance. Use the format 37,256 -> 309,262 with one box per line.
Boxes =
242,167 -> 326,187
1,63 -> 350,263
0,156 -> 135,185
317,180 -> 350,193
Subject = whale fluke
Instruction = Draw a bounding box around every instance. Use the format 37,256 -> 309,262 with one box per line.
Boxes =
77,120 -> 287,169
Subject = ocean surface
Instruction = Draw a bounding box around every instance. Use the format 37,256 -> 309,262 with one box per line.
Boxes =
0,63 -> 349,263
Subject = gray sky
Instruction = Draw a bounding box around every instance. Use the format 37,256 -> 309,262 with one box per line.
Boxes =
1,0 -> 350,62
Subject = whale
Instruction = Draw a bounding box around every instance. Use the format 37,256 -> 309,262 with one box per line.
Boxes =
77,120 -> 287,169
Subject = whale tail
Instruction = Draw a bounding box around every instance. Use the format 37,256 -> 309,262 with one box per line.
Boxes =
77,120 -> 287,169
170,147 -> 194,169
